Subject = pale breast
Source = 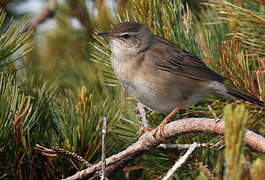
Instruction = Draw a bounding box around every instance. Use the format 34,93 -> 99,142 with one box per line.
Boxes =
111,54 -> 190,112
111,55 -> 159,110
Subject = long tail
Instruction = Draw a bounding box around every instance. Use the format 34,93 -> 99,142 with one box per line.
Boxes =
226,87 -> 265,107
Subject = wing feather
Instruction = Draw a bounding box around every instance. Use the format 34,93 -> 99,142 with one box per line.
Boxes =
153,36 -> 225,82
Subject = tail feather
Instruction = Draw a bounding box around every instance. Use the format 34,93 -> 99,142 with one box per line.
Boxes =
226,87 -> 265,107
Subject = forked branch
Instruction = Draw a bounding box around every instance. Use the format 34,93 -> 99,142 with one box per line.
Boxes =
62,118 -> 265,180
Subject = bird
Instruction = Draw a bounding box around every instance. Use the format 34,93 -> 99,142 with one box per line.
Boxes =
98,22 -> 264,135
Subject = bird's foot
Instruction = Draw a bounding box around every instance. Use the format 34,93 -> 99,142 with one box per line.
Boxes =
154,119 -> 168,141
137,127 -> 153,137
153,105 -> 182,141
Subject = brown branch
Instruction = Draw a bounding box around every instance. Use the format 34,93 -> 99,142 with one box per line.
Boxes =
63,118 -> 265,180
29,0 -> 57,30
69,3 -> 94,35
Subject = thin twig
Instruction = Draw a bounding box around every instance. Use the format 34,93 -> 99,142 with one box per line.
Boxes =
28,0 -> 57,30
51,146 -> 91,167
35,144 -> 91,167
101,117 -> 107,180
162,142 -> 198,180
70,159 -> 79,171
207,105 -> 219,122
158,143 -> 211,150
137,102 -> 150,128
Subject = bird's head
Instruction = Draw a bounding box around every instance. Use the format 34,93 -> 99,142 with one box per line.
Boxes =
98,22 -> 153,57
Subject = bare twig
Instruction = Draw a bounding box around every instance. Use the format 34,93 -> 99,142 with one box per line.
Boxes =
162,142 -> 198,180
207,105 -> 219,122
51,146 -> 91,168
29,0 -> 57,30
101,117 -> 107,180
158,143 -> 211,150
35,144 -> 57,157
35,144 -> 91,167
62,118 -> 265,180
70,159 -> 79,171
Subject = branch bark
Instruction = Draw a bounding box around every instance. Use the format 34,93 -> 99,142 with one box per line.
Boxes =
63,118 -> 265,180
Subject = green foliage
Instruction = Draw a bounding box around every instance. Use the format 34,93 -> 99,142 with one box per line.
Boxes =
196,171 -> 209,180
131,0 -> 203,57
202,0 -> 265,101
0,9 -> 33,71
251,159 -> 265,179
0,72 -> 57,179
223,104 -> 248,180
205,0 -> 265,57
52,87 -> 122,160
0,6 -> 124,178
0,73 -> 33,148
91,33 -> 119,88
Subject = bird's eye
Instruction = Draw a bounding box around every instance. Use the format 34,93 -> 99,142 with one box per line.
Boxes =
121,34 -> 131,39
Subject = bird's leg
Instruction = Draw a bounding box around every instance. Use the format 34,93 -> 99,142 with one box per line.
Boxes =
136,102 -> 153,136
154,102 -> 184,139
138,102 -> 150,128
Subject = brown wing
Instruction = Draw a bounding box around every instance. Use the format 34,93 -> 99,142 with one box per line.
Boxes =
153,36 -> 225,82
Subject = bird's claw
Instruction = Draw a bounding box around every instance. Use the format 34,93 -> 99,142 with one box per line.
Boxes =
137,127 -> 153,137
154,121 -> 167,141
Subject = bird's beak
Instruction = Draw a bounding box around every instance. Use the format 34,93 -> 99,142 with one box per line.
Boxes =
98,32 -> 109,38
